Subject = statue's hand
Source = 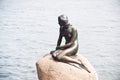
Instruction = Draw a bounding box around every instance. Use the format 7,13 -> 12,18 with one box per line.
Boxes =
56,46 -> 60,50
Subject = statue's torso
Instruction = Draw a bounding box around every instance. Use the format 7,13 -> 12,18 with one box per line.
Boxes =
60,26 -> 72,44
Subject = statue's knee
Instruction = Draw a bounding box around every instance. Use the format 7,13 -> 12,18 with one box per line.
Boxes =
56,55 -> 62,60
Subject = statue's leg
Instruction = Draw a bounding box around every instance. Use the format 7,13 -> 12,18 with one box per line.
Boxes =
50,50 -> 62,60
56,52 -> 91,73
56,52 -> 81,64
55,42 -> 80,64
55,43 -> 91,73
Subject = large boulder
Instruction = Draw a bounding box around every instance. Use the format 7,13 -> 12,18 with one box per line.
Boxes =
36,54 -> 98,80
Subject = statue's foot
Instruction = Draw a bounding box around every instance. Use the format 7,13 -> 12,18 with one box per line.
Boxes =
50,50 -> 55,54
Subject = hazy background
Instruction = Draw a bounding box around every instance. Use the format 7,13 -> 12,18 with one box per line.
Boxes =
0,0 -> 120,80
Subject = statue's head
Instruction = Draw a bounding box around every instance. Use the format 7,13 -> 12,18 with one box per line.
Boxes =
58,15 -> 69,26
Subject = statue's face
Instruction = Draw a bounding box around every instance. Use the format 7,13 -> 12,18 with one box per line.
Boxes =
58,15 -> 68,27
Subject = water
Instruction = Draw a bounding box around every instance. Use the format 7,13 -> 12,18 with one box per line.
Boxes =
0,0 -> 120,80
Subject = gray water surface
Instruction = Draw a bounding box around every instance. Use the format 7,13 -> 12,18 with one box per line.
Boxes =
0,0 -> 120,80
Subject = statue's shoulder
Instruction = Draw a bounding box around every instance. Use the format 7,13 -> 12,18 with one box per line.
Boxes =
69,24 -> 76,30
70,25 -> 77,32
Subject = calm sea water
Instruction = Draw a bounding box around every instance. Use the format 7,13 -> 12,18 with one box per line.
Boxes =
0,0 -> 120,80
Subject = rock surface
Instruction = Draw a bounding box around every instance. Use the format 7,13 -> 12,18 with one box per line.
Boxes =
36,54 -> 98,80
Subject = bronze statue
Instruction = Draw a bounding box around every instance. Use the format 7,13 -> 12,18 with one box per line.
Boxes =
50,15 -> 91,73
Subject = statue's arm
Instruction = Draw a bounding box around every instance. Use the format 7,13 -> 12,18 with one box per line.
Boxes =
56,33 -> 62,50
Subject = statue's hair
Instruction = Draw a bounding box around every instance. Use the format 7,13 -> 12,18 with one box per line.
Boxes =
58,15 -> 69,25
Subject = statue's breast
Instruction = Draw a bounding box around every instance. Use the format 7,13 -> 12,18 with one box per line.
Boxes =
62,28 -> 72,38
